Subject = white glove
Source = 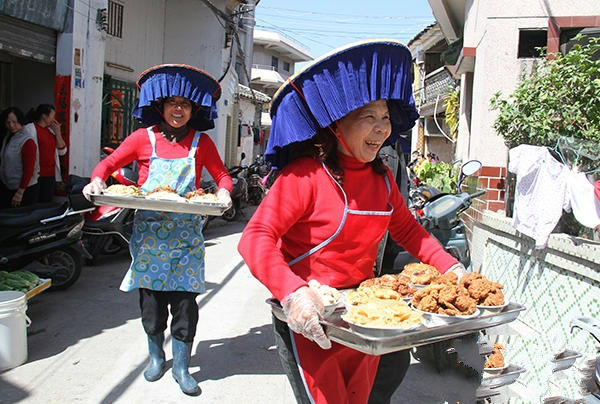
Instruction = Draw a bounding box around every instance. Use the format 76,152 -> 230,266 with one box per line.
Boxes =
447,263 -> 468,281
217,188 -> 232,207
82,177 -> 107,201
282,286 -> 331,349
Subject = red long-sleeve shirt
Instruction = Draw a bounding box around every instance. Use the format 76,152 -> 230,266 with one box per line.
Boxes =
20,139 -> 37,188
35,123 -> 58,177
92,126 -> 232,192
238,154 -> 458,302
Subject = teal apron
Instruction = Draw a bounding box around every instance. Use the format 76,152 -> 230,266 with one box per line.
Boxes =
119,127 -> 206,293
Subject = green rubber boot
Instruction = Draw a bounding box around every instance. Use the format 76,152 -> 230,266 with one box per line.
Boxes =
143,333 -> 166,382
171,338 -> 200,395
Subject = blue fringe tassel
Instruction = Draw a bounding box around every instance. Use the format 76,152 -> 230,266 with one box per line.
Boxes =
266,40 -> 419,169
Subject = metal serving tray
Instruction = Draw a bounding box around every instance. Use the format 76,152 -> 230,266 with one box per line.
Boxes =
90,193 -> 230,216
480,364 -> 526,389
269,299 -> 525,356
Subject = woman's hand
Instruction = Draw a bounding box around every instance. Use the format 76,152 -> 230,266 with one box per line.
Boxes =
11,188 -> 24,207
82,177 -> 106,201
217,188 -> 232,207
282,286 -> 331,349
446,263 -> 467,280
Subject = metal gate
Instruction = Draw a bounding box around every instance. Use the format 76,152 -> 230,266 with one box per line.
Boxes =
101,75 -> 140,148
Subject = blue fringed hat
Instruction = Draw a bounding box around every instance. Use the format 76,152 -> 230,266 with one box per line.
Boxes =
266,39 -> 419,169
133,64 -> 221,131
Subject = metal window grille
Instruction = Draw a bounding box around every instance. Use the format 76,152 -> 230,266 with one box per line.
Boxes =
107,1 -> 123,38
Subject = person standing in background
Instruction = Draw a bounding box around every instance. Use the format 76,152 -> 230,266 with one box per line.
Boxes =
24,104 -> 67,202
0,107 -> 39,207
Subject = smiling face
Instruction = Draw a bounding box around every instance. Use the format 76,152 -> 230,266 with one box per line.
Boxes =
335,100 -> 391,163
161,96 -> 193,128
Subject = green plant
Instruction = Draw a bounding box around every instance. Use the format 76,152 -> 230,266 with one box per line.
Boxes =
490,36 -> 600,170
444,87 -> 460,139
414,160 -> 459,193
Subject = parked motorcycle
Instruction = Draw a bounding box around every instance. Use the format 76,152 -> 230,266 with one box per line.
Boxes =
247,155 -> 270,205
381,160 -> 483,274
222,153 -> 249,221
0,191 -> 94,290
73,147 -> 137,265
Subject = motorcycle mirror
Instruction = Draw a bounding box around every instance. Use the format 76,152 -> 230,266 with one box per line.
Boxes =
460,160 -> 482,177
240,152 -> 246,162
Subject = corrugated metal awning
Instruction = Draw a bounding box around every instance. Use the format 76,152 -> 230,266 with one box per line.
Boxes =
0,14 -> 56,64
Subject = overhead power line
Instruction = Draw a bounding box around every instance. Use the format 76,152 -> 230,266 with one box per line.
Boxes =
258,5 -> 432,20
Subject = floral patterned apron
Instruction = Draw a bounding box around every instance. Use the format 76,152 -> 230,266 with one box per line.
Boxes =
119,127 -> 206,293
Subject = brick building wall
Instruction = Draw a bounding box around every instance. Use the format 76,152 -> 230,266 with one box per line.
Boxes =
461,165 -> 507,241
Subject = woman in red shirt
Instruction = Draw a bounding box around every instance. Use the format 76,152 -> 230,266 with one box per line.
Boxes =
238,41 -> 466,404
83,65 -> 232,396
23,104 -> 67,202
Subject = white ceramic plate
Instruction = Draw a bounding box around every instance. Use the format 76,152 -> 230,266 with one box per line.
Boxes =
483,364 -> 508,375
412,307 -> 481,325
342,317 -> 422,337
477,301 -> 509,313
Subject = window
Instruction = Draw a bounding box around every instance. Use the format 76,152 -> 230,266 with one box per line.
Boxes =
283,61 -> 290,72
271,56 -> 278,69
107,1 -> 124,38
518,29 -> 547,58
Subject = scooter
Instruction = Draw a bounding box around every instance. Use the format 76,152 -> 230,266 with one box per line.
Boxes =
381,160 -> 483,274
247,155 -> 270,205
0,192 -> 94,290
73,147 -> 137,265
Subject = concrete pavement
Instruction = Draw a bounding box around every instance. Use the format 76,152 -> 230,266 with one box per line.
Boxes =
1,211 -> 480,404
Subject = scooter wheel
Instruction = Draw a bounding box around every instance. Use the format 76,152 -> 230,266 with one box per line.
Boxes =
40,246 -> 82,290
222,204 -> 237,221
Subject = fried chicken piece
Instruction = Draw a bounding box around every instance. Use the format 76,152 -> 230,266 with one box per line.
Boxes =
415,294 -> 439,313
402,263 -> 441,285
455,294 -> 477,314
147,185 -> 178,195
434,271 -> 459,285
358,278 -> 379,289
378,274 -> 400,290
185,188 -> 206,199
481,290 -> 505,306
438,284 -> 459,307
485,344 -> 506,368
468,278 -> 492,300
396,282 -> 417,298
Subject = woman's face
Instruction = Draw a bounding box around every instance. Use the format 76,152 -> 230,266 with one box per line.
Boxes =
5,112 -> 22,134
336,99 -> 391,163
39,109 -> 55,127
162,96 -> 193,128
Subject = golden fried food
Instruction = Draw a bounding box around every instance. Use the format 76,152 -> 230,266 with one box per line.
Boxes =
342,299 -> 422,327
347,286 -> 401,305
358,274 -> 416,298
433,271 -> 459,285
104,184 -> 142,196
186,189 -> 219,202
460,273 -> 505,306
411,283 -> 477,315
401,263 -> 441,285
145,186 -> 184,201
485,344 -> 506,368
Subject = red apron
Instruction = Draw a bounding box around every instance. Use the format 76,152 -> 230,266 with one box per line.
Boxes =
288,163 -> 393,404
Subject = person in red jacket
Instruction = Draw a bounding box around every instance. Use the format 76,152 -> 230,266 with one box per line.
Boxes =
238,41 -> 466,404
83,65 -> 232,396
24,104 -> 67,203
0,107 -> 39,207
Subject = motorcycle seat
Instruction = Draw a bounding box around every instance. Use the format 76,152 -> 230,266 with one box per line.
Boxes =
0,202 -> 67,227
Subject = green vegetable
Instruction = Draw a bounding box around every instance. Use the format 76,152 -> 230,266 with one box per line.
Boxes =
0,271 -> 40,292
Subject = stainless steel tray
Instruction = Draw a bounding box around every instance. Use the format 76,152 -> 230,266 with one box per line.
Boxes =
90,193 -> 230,216
480,364 -> 526,389
269,299 -> 526,356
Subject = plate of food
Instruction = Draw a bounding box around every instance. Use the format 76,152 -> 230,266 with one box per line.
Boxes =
401,262 -> 442,287
356,274 -> 417,299
308,280 -> 343,316
459,273 -> 506,312
91,185 -> 230,216
342,299 -> 422,337
483,344 -> 507,374
410,283 -> 479,325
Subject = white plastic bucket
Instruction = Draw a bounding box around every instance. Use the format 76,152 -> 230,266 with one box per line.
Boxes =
0,291 -> 31,371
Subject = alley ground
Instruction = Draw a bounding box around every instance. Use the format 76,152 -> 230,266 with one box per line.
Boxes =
1,209 -> 481,404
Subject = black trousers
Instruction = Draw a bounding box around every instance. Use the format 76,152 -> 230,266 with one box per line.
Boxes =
0,182 -> 39,208
38,176 -> 55,203
368,350 -> 411,404
139,288 -> 199,342
272,315 -> 313,404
